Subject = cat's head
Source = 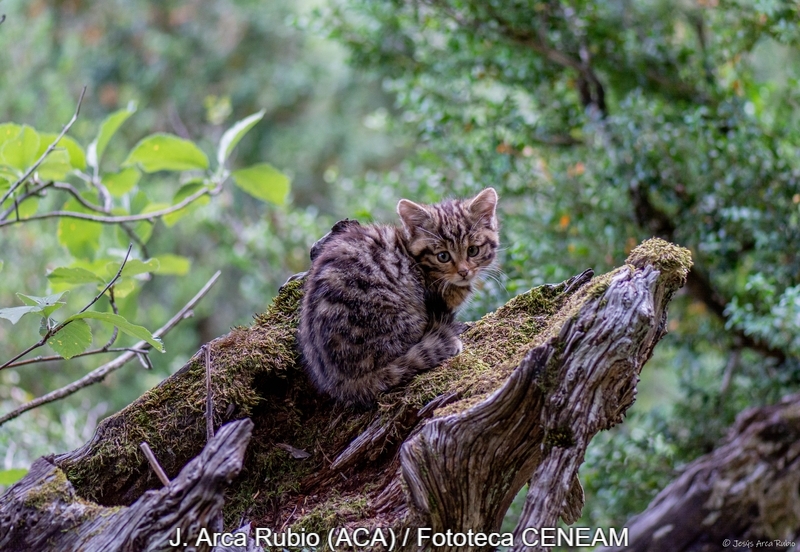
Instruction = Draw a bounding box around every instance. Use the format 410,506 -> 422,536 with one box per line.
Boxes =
398,187 -> 499,288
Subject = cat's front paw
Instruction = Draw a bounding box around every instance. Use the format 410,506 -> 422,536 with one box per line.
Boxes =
447,335 -> 463,357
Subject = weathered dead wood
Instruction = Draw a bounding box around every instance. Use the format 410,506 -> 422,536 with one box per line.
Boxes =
0,418 -> 252,552
400,262 -> 678,552
0,238 -> 691,552
597,394 -> 800,552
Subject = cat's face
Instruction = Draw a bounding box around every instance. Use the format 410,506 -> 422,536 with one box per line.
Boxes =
398,188 -> 499,288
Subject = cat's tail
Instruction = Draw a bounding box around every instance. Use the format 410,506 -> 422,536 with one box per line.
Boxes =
343,323 -> 463,407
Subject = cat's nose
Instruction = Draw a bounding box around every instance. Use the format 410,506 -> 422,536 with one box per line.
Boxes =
458,267 -> 469,278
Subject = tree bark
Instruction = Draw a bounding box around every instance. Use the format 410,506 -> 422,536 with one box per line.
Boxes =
0,418 -> 252,552
596,394 -> 800,552
0,238 -> 691,552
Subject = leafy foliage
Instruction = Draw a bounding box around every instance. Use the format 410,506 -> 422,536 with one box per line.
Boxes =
0,107 -> 287,374
0,0 -> 397,487
320,0 -> 800,526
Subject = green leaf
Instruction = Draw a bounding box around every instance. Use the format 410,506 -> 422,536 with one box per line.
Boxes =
129,190 -> 150,215
1,126 -> 40,172
106,258 -> 160,278
61,136 -> 87,171
123,134 -> 209,173
63,311 -> 164,352
16,291 -> 68,318
0,123 -> 22,149
127,220 -> 154,247
111,277 -> 136,298
0,306 -> 43,324
36,149 -> 72,181
57,198 -> 103,259
0,468 -> 28,486
2,195 -> 39,219
163,181 -> 210,227
103,167 -> 140,197
48,319 -> 92,359
123,197 -> 157,243
88,103 -> 136,169
141,202 -> 170,215
0,167 -> 17,187
217,110 -> 265,166
38,133 -> 87,171
68,258 -> 115,275
231,163 -> 290,205
47,267 -> 105,286
125,202 -> 169,243
152,254 -> 191,275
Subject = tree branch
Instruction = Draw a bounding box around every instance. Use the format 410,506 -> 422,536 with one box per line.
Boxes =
0,245 -> 132,372
0,87 -> 86,208
597,394 -> 800,552
80,244 -> 132,315
3,347 -> 149,369
1,239 -> 683,547
0,419 -> 252,551
100,286 -> 120,350
52,182 -> 109,213
628,182 -> 787,362
0,271 -> 221,427
0,184 -> 217,228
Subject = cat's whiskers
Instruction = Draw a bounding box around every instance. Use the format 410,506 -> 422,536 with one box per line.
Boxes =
475,264 -> 505,285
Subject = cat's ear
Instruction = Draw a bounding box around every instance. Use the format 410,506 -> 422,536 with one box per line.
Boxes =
468,187 -> 498,226
397,199 -> 430,229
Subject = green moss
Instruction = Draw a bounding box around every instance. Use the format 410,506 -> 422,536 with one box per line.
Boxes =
55,239 -> 692,537
626,238 -> 693,289
255,278 -> 304,327
291,493 -> 369,539
23,470 -> 72,510
60,279 -> 307,505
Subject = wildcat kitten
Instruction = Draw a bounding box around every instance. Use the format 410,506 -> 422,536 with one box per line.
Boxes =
298,188 -> 499,406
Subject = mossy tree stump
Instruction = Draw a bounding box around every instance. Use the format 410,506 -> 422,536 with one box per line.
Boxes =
0,238 -> 691,552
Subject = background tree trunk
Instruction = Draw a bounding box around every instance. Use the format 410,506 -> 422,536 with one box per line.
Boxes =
597,394 -> 800,552
0,238 -> 692,551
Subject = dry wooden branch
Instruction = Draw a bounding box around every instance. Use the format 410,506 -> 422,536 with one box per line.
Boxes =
0,419 -> 252,552
597,394 -> 800,552
0,238 -> 691,552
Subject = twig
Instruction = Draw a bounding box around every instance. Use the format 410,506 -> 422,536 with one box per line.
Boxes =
0,177 -> 152,257
140,442 -> 171,486
0,271 -> 221,427
101,287 -> 119,350
0,245 -> 132,371
0,181 -> 54,221
120,222 -> 151,258
0,185 -> 216,228
205,344 -> 214,442
52,182 -> 108,213
80,244 -> 132,315
0,87 -> 86,208
3,347 -> 149,369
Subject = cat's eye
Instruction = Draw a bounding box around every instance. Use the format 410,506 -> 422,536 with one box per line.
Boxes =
437,251 -> 451,263
467,245 -> 479,257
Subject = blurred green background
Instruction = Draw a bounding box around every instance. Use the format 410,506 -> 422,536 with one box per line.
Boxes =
2,0 -> 800,533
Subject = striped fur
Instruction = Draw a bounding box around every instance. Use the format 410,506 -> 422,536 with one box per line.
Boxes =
298,188 -> 499,406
